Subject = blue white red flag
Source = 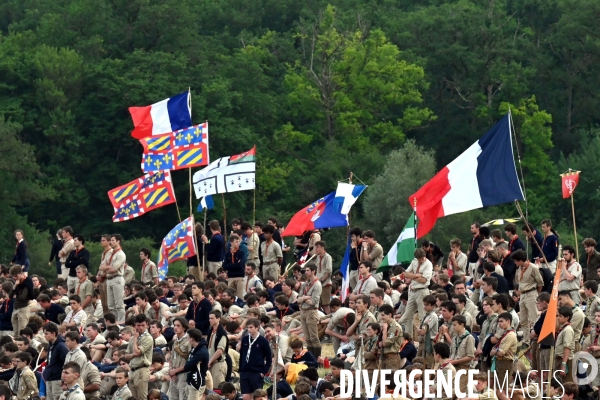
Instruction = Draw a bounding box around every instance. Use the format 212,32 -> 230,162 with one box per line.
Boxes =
282,192 -> 350,237
409,114 -> 524,238
157,216 -> 196,279
129,91 -> 192,139
339,237 -> 352,302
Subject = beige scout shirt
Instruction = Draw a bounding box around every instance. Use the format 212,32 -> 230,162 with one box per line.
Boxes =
583,327 -> 600,357
555,324 -> 575,359
64,309 -> 88,328
247,232 -> 260,260
83,334 -> 106,348
124,265 -> 135,283
587,295 -> 600,322
476,388 -> 498,400
98,249 -> 112,279
75,279 -> 95,314
559,261 -> 583,292
260,240 -> 283,264
242,274 -> 264,297
15,366 -> 38,400
171,333 -> 191,369
356,311 -> 377,337
450,331 -> 475,369
479,314 -> 498,348
352,275 -> 378,295
515,263 -> 544,292
496,330 -> 518,360
308,232 -> 321,255
460,309 -> 473,332
366,243 -> 384,270
141,260 -> 159,284
571,306 -> 586,342
299,279 -> 322,310
405,258 -> 433,290
60,239 -> 76,264
65,348 -> 88,370
327,307 -> 355,331
383,320 -> 403,354
127,331 -> 154,368
315,253 -> 333,287
81,362 -> 102,399
419,311 -> 438,341
146,303 -> 170,326
208,331 -> 227,359
449,252 -> 468,276
106,249 -> 126,279
465,298 -> 478,319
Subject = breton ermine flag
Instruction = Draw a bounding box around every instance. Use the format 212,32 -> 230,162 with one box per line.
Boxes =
129,92 -> 192,140
409,114 -> 524,238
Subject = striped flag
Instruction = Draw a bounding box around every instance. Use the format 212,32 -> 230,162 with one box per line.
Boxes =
340,237 -> 352,302
157,216 -> 197,279
377,212 -> 416,272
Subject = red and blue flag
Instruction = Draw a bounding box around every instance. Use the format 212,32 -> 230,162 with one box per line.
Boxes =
157,216 -> 196,279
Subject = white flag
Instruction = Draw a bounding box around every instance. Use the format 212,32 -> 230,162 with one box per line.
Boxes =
193,147 -> 255,198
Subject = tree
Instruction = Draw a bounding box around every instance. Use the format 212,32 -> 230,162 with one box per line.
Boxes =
363,140 -> 436,248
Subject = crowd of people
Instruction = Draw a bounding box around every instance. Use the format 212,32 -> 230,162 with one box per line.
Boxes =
0,218 -> 596,400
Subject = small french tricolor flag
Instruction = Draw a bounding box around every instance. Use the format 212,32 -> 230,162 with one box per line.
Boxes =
129,91 -> 192,140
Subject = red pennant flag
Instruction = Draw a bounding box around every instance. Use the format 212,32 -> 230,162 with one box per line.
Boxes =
561,170 -> 580,199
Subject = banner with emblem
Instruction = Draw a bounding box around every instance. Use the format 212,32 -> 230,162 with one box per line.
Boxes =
157,216 -> 197,279
110,171 -> 176,222
561,169 -> 580,199
192,146 -> 256,198
140,122 -> 209,172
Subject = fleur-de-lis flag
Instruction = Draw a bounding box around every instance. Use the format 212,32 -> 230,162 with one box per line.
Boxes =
157,216 -> 197,279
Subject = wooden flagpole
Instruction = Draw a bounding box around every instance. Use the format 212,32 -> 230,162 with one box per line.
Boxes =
222,194 -> 228,241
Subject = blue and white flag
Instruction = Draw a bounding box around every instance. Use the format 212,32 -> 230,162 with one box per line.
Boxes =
340,236 -> 352,302
197,195 -> 214,211
334,183 -> 367,214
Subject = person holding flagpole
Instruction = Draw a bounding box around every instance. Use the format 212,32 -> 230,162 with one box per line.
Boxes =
398,248 -> 432,338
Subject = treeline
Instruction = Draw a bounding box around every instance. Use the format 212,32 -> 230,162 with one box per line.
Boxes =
1,0 -> 600,275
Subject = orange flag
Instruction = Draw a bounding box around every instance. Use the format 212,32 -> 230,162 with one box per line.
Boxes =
538,256 -> 563,346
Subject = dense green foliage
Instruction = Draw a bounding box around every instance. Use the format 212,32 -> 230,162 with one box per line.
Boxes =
2,0 -> 599,276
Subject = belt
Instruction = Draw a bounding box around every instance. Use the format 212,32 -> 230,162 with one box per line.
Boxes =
130,365 -> 149,372
410,287 -> 426,291
264,261 -> 278,265
521,288 -> 537,294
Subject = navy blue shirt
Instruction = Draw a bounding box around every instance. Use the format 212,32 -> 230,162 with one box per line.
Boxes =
223,249 -> 247,278
186,297 -> 212,335
45,303 -> 65,325
43,336 -> 68,382
239,334 -> 272,374
468,236 -> 482,263
508,236 -> 526,253
501,256 -> 517,291
540,234 -> 559,262
206,233 -> 225,262
528,230 -> 544,261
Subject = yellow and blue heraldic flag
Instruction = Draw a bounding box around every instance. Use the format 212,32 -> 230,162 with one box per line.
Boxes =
140,123 -> 209,172
108,171 -> 176,222
157,216 -> 197,279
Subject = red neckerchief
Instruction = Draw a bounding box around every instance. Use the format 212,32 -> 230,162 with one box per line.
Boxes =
154,305 -> 161,320
141,260 -> 148,278
358,274 -> 372,293
594,325 -> 600,346
318,254 -> 323,273
495,329 -> 514,348
75,246 -> 84,256
556,323 -> 571,339
108,248 -> 121,265
509,235 -> 518,251
75,278 -> 86,296
519,262 -> 530,281
303,279 -> 319,296
439,361 -> 451,370
230,248 -> 239,264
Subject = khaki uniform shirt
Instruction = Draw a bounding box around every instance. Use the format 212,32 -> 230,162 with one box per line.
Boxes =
247,232 -> 260,261
242,274 -> 263,297
60,239 -> 76,265
460,309 -> 473,332
98,249 -> 112,280
571,306 -> 586,342
141,260 -> 159,284
314,253 -> 333,287
127,331 -> 154,368
480,314 -> 499,348
405,258 -> 433,289
299,279 -> 322,310
419,311 -> 438,341
449,252 -> 468,276
81,362 -> 101,400
327,308 -> 355,331
477,388 -> 498,400
496,330 -> 517,361
583,327 -> 600,357
382,320 -> 403,354
64,309 -> 88,329
515,263 -> 544,292
15,366 -> 38,400
208,331 -> 227,359
59,384 -> 86,400
356,311 -> 377,337
450,331 -> 475,369
308,232 -> 321,255
65,348 -> 87,370
75,279 -> 95,314
106,249 -> 126,279
171,334 -> 191,369
112,385 -> 132,400
260,240 -> 283,264
366,243 -> 384,270
559,261 -> 582,292
124,265 -> 135,283
146,303 -> 169,325
555,324 -> 575,359
352,275 -> 378,295
587,295 -> 600,323
436,320 -> 456,344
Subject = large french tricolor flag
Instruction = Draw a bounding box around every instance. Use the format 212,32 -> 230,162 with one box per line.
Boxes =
129,92 -> 192,140
409,114 -> 524,238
